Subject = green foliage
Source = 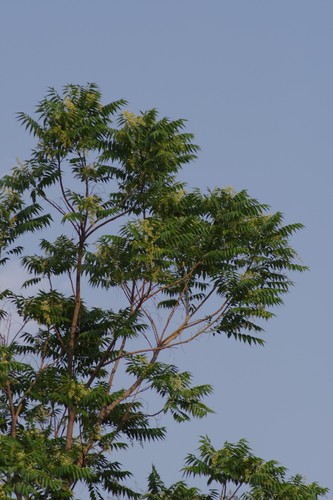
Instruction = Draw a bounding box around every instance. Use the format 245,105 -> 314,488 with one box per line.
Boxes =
0,83 -> 317,498
141,465 -> 209,499
144,437 -> 328,499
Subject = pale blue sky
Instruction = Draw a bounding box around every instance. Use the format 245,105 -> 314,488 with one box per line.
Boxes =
1,1 -> 332,496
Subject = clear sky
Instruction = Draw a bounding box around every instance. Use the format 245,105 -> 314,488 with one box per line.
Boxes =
1,1 -> 332,496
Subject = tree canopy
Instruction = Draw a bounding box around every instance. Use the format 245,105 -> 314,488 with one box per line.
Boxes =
0,84 -> 324,498
143,437 -> 328,499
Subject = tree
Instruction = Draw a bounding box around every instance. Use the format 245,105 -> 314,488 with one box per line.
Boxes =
142,437 -> 328,499
141,465 -> 210,500
0,83 -> 308,498
181,436 -> 328,499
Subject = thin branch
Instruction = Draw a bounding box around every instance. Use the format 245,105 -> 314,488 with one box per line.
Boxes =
85,338 -> 117,388
85,182 -> 146,238
129,280 -> 136,314
228,483 -> 243,499
55,407 -> 68,438
98,347 -> 161,426
147,266 -> 199,301
5,381 -> 16,437
67,270 -> 75,296
101,300 -> 231,364
42,194 -> 66,217
106,337 -> 126,395
161,282 -> 189,339
101,328 -> 206,365
9,319 -> 29,344
121,283 -> 132,303
189,285 -> 216,318
135,279 -> 152,310
161,299 -> 229,347
41,192 -> 80,234
221,483 -> 227,499
133,278 -> 146,304
57,159 -> 74,213
140,306 -> 159,346
85,209 -> 130,238
52,324 -> 65,349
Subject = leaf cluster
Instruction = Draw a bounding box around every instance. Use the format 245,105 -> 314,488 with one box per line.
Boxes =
142,437 -> 328,499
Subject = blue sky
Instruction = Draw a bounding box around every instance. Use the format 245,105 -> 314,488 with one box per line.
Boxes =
1,1 -> 332,496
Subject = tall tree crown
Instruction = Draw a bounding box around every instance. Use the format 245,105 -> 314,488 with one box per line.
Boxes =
0,84 -> 311,498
